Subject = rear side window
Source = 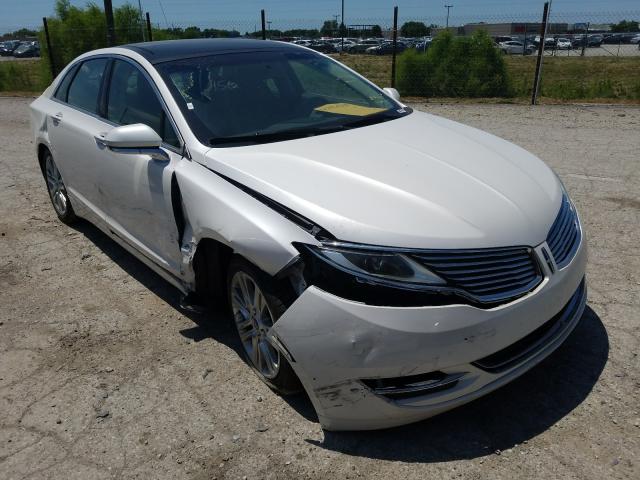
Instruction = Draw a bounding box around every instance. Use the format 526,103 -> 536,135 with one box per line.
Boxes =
106,59 -> 179,148
53,64 -> 79,102
67,58 -> 108,114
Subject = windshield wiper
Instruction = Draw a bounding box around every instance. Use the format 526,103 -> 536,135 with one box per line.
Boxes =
340,109 -> 408,129
209,126 -> 343,146
209,109 -> 410,146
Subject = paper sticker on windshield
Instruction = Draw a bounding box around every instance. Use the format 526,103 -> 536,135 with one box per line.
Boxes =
186,102 -> 194,110
315,103 -> 386,116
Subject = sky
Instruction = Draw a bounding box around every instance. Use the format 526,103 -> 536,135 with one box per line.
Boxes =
2,0 -> 639,33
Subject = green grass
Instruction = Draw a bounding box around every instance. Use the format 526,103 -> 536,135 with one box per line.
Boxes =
505,56 -> 640,101
0,59 -> 50,93
333,53 -> 640,102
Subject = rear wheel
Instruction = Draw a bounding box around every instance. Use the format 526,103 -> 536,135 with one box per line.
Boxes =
227,257 -> 301,394
43,151 -> 77,225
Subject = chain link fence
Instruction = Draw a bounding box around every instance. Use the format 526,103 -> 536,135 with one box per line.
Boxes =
2,3 -> 639,102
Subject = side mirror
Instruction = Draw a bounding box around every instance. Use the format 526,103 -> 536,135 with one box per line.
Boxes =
103,123 -> 162,149
101,124 -> 168,161
383,87 -> 401,102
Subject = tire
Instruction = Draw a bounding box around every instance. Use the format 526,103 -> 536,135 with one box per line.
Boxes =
43,150 -> 77,225
227,256 -> 301,394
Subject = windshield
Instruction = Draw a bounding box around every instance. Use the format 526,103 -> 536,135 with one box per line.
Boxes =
156,49 -> 408,146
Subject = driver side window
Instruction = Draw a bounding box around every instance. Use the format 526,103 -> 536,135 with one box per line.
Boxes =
106,59 -> 180,148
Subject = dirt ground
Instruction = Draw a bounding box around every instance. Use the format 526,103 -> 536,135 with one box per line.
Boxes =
1,97 -> 638,480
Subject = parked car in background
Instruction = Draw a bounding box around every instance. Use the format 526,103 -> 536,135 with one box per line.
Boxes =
306,41 -> 337,54
498,40 -> 535,55
555,38 -> 572,50
533,36 -> 557,50
328,39 -> 356,52
629,34 -> 640,44
346,39 -> 381,53
494,35 -> 516,44
13,42 -> 40,58
571,34 -> 604,48
603,33 -> 634,44
0,40 -> 22,56
412,38 -> 432,52
30,38 -> 587,431
366,41 -> 406,55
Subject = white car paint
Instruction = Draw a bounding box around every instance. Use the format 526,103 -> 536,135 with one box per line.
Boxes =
30,40 -> 587,431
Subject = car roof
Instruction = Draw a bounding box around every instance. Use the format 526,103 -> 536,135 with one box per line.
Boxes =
121,38 -> 301,64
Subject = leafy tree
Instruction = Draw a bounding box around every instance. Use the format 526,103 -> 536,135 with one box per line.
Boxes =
610,20 -> 639,32
0,28 -> 38,40
282,29 -> 320,38
400,21 -> 429,38
320,20 -> 338,36
371,25 -> 382,37
40,0 -> 149,77
113,3 -> 145,44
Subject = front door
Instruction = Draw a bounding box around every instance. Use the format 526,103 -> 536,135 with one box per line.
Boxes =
97,58 -> 185,274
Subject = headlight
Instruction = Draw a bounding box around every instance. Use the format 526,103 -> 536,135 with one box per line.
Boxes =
295,243 -> 445,290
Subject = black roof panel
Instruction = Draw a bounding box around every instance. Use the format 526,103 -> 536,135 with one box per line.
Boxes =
121,38 -> 300,64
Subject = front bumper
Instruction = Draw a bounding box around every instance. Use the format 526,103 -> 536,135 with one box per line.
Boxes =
272,238 -> 587,431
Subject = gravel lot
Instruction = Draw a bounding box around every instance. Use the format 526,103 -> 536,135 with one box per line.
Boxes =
1,97 -> 639,480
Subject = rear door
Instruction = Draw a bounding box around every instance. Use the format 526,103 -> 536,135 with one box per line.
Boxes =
47,57 -> 111,218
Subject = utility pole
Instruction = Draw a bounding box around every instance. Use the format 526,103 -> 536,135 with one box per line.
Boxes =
104,0 -> 116,46
137,0 -> 145,41
445,4 -> 453,30
341,0 -> 345,52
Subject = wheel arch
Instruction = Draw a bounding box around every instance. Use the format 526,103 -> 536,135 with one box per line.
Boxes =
37,143 -> 50,176
190,237 -> 234,305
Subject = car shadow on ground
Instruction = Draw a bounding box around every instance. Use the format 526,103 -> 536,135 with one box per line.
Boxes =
309,305 -> 608,462
70,219 -> 241,353
72,218 -> 321,423
71,219 -> 608,461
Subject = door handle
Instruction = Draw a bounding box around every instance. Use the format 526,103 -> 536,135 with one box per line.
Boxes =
94,133 -> 107,148
51,112 -> 63,125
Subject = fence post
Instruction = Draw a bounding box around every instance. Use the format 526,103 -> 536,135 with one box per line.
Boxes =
104,0 -> 116,46
581,22 -> 589,56
42,17 -> 56,79
261,10 -> 266,40
391,6 -> 398,88
146,12 -> 153,41
531,1 -> 549,105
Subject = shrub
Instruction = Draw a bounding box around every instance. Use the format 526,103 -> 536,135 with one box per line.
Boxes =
397,30 -> 512,97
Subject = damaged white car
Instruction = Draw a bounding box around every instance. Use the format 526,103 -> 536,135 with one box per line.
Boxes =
30,39 -> 587,431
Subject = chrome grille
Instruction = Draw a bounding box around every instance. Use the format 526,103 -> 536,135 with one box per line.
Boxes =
411,247 -> 542,304
547,194 -> 581,269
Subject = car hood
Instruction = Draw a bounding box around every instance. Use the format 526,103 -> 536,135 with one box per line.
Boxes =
203,110 -> 562,249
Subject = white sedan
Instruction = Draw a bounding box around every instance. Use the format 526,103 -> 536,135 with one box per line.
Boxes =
556,38 -> 573,50
498,40 -> 535,55
30,39 -> 587,430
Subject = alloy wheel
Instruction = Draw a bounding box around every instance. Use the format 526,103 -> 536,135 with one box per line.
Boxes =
44,155 -> 68,216
230,271 -> 280,379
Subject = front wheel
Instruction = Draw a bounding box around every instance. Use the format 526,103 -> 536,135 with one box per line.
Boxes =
227,257 -> 301,394
43,151 -> 77,225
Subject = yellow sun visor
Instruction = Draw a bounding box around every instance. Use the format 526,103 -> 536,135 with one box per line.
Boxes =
314,103 -> 387,116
